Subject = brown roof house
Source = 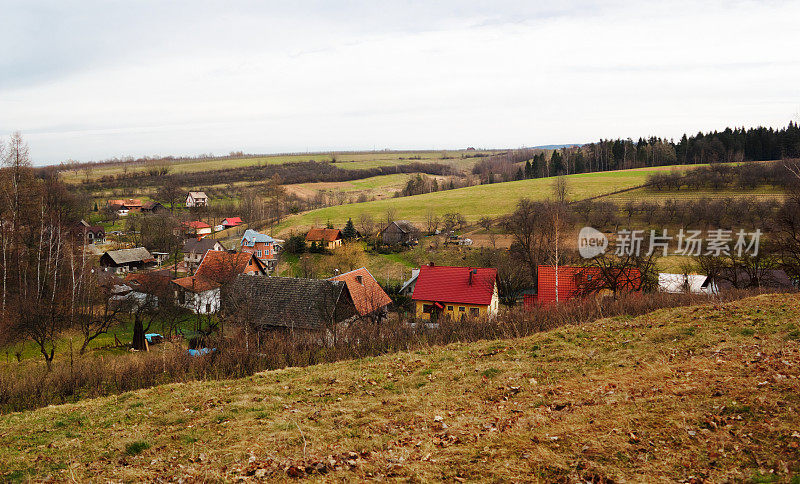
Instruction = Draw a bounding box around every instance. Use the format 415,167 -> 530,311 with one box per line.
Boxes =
305,228 -> 343,251
182,238 -> 225,273
380,220 -> 420,246
172,250 -> 267,314
99,247 -> 156,274
223,275 -> 358,333
329,267 -> 392,320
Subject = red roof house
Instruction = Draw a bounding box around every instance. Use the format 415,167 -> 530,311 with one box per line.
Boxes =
172,250 -> 267,314
305,228 -> 343,250
221,217 -> 243,228
411,263 -> 498,320
329,267 -> 392,318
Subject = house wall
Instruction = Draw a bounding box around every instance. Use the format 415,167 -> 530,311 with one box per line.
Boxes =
241,241 -> 276,262
415,300 -> 490,320
177,287 -> 220,314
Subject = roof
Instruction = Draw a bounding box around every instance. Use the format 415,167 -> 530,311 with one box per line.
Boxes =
385,220 -> 418,234
712,268 -> 795,291
537,266 -> 642,303
400,269 -> 420,294
124,270 -> 172,296
173,250 -> 266,294
224,275 -> 356,330
306,228 -> 342,242
141,201 -> 164,210
222,217 -> 242,226
411,264 -> 497,305
172,274 -> 221,293
241,229 -> 274,247
330,267 -> 392,316
107,198 -> 142,208
182,221 -> 211,229
102,247 -> 154,265
195,250 -> 266,284
188,191 -> 207,199
183,237 -> 223,254
658,273 -> 713,294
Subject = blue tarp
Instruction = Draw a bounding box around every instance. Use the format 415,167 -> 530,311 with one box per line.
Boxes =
187,347 -> 216,357
144,333 -> 162,343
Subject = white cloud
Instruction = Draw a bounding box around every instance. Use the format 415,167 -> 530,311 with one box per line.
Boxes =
0,0 -> 798,163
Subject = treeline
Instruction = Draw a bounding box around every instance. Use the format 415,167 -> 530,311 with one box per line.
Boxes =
76,160 -> 454,191
470,122 -> 800,184
647,162 -> 797,191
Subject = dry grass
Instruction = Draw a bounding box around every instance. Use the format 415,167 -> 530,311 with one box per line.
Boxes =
1,293 -> 799,482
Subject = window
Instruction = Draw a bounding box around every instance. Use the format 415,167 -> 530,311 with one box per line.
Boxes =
206,303 -> 212,313
469,307 -> 480,317
256,250 -> 262,258
459,307 -> 465,312
447,305 -> 453,311
423,304 -> 434,314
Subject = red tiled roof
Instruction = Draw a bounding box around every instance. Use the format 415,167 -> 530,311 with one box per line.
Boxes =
411,264 -> 497,306
222,217 -> 242,226
306,228 -> 342,242
330,267 -> 392,316
172,274 -> 221,293
173,251 -> 265,294
183,221 -> 211,229
195,250 -> 263,284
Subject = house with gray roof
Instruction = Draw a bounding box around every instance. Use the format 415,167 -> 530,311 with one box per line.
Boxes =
99,247 -> 156,274
223,275 -> 357,332
182,238 -> 225,272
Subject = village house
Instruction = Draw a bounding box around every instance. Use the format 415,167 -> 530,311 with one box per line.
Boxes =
172,250 -> 267,314
223,275 -> 358,332
180,221 -> 212,237
658,273 -> 717,295
380,220 -> 420,246
111,270 -> 173,309
107,199 -> 143,216
99,247 -> 156,274
75,220 -> 106,245
141,201 -> 166,214
186,191 -> 208,208
329,267 -> 392,320
182,238 -> 225,273
411,263 -> 499,320
535,266 -> 642,305
399,268 -> 420,296
240,229 -> 277,271
305,228 -> 343,250
221,217 -> 243,229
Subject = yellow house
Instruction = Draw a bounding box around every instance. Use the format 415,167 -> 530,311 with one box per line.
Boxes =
411,264 -> 499,320
305,228 -> 343,250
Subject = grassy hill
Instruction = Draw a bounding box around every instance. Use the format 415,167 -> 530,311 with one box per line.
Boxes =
2,293 -> 799,482
60,150 -> 500,184
272,166 -> 681,235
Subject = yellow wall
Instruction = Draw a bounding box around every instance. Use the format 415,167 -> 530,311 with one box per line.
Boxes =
415,300 -> 489,320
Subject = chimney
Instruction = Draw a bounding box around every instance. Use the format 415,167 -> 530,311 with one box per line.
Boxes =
468,268 -> 477,285
429,261 -> 435,267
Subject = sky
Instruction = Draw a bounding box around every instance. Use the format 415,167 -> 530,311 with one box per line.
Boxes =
1,0 -> 799,165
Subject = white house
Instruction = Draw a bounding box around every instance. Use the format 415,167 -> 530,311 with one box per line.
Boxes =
186,191 -> 208,208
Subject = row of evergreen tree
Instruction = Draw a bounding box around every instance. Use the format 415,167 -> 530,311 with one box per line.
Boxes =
508,122 -> 800,181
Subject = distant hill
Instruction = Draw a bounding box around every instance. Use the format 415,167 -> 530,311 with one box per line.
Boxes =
530,143 -> 583,150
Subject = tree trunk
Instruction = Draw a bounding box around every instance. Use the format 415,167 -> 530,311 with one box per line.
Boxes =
132,318 -> 147,350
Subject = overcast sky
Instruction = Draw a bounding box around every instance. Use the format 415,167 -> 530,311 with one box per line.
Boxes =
1,0 -> 798,165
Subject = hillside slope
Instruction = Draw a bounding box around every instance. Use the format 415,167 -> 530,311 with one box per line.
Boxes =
1,294 -> 799,482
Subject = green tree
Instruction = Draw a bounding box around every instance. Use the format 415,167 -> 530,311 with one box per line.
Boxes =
342,218 -> 357,240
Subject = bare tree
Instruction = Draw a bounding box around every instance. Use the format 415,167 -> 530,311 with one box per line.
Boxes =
426,210 -> 440,235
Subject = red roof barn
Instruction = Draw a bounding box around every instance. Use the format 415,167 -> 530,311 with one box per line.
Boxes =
537,265 -> 642,304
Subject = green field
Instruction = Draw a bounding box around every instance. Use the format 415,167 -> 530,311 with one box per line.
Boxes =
273,166 -> 681,235
1,293 -> 798,481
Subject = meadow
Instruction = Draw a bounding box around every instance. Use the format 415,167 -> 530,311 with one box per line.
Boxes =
1,293 -> 797,481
